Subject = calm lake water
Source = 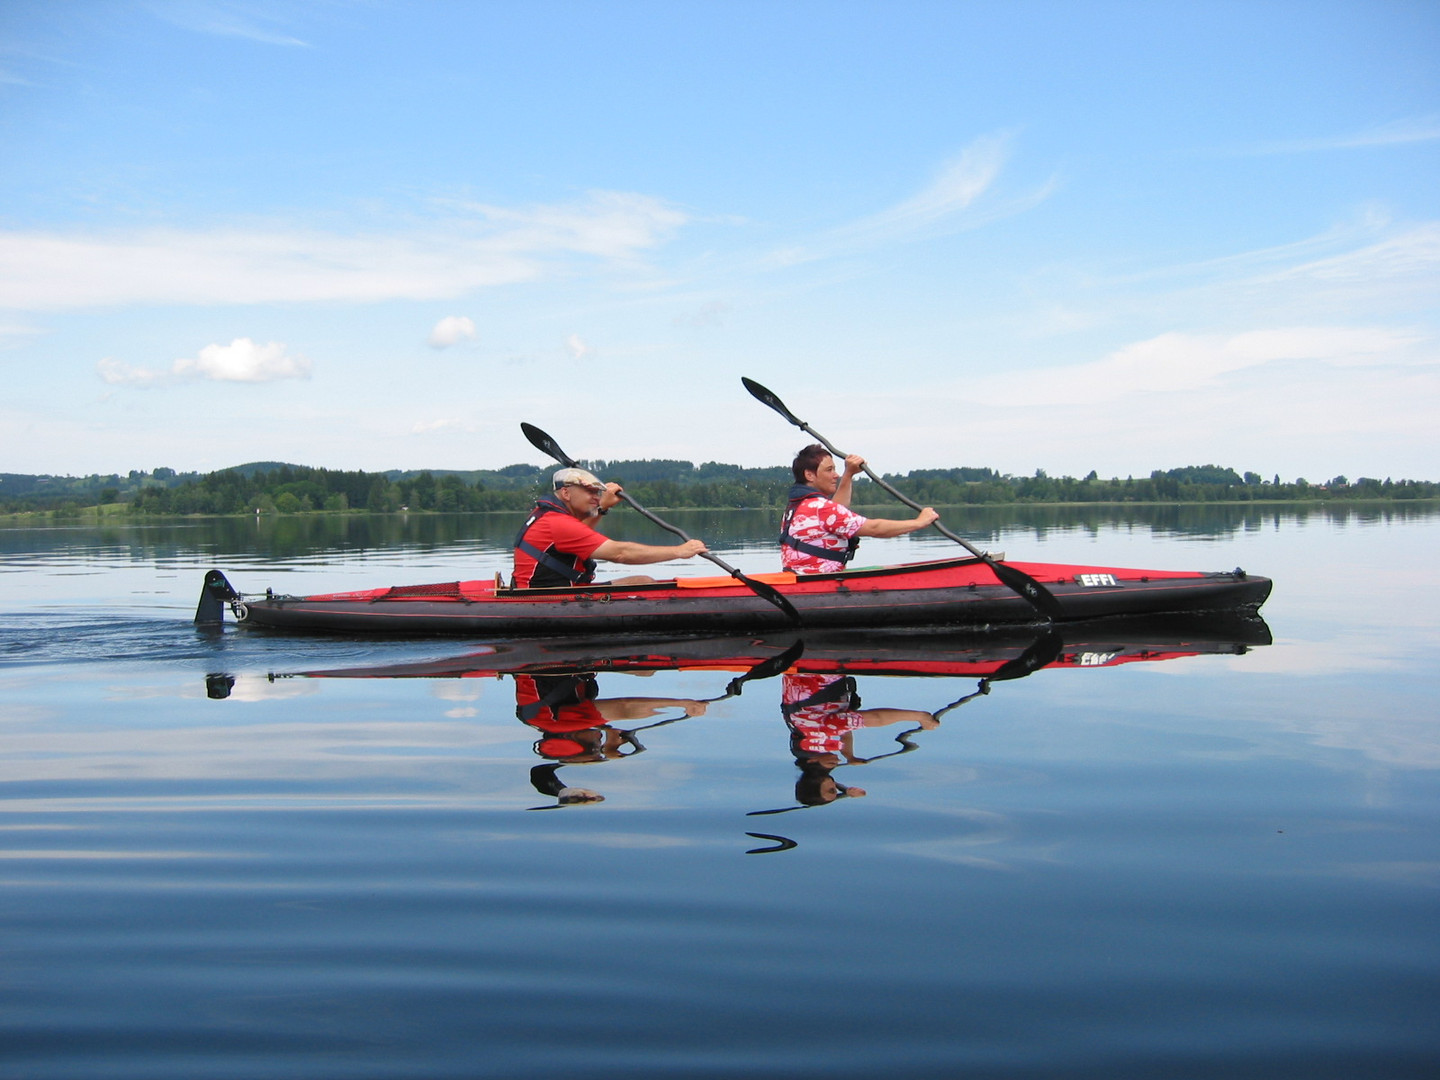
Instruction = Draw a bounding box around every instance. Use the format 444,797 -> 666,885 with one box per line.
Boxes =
2,505 -> 1437,1079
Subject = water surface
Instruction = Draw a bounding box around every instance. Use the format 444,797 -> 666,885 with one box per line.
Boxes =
2,506 -> 1436,1078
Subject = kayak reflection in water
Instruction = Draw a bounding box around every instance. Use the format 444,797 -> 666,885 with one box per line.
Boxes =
782,672 -> 939,805
515,672 -> 709,807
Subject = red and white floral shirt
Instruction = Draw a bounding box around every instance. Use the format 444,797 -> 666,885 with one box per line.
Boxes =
780,492 -> 867,575
782,673 -> 865,755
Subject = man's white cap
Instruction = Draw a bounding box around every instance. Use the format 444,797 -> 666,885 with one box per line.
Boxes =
553,467 -> 604,491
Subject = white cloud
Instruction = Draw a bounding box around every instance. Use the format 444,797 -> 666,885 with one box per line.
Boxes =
177,338 -> 310,382
427,315 -> 477,349
566,333 -> 590,360
0,192 -> 689,312
97,338 -> 310,386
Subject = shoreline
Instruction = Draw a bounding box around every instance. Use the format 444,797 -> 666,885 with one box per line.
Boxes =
4,496 -> 1438,524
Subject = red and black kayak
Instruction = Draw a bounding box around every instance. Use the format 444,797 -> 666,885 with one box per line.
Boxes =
198,555 -> 1271,636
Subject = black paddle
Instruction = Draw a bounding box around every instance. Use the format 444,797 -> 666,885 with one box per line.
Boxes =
520,422 -> 803,624
621,638 -> 806,733
741,376 -> 1065,620
930,627 -> 1064,720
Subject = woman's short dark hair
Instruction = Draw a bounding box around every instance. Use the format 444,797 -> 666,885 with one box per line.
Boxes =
794,758 -> 843,805
791,443 -> 830,483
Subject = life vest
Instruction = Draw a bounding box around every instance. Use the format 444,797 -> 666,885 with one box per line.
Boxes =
780,674 -> 862,719
779,484 -> 860,567
514,672 -> 602,726
513,494 -> 598,588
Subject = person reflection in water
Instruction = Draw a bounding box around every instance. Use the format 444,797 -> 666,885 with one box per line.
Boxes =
515,671 -> 709,807
783,672 -> 939,805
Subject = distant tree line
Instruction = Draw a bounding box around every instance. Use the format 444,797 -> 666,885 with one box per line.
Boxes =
3,460 -> 1436,515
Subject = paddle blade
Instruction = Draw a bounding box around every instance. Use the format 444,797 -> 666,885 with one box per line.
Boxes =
745,832 -> 798,854
520,422 -> 577,468
987,558 -> 1066,620
726,639 -> 804,695
733,570 -> 803,624
745,637 -> 805,681
987,629 -> 1064,682
741,377 -> 804,427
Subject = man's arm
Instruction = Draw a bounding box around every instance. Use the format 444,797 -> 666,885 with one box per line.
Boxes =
591,538 -> 707,565
594,698 -> 708,721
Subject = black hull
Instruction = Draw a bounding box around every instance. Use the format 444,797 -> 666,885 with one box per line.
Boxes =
232,571 -> 1271,636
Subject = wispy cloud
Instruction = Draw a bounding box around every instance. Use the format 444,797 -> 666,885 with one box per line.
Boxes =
879,321 -> 1438,482
1216,116 -> 1440,157
1033,215 -> 1440,336
98,337 -> 311,386
966,326 -> 1426,408
0,321 -> 43,347
144,0 -> 312,47
0,192 -> 688,312
1265,222 -> 1440,286
565,333 -> 591,360
427,316 -> 477,349
450,191 -> 689,263
769,133 -> 1055,266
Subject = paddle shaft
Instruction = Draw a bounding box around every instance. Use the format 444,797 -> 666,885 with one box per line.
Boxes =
611,491 -> 745,580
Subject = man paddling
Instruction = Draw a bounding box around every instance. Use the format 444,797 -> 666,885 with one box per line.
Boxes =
781,444 -> 939,574
513,467 -> 708,588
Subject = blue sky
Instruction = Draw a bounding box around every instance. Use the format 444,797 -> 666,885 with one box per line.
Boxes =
2,0 -> 1436,481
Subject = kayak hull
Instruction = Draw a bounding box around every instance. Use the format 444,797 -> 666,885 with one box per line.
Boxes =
219,556 -> 1272,636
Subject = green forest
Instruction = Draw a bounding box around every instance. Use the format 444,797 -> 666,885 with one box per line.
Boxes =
3,460 -> 1437,517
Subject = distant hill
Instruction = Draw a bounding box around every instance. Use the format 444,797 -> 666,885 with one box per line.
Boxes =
224,461 -> 307,477
1,467 -> 202,504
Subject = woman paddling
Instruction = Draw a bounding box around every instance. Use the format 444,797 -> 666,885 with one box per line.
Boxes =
780,444 -> 939,574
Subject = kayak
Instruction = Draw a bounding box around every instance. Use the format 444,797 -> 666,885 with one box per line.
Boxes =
269,613 -> 1272,684
198,554 -> 1272,636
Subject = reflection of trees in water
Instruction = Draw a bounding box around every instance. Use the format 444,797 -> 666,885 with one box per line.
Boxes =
9,504 -> 1433,563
